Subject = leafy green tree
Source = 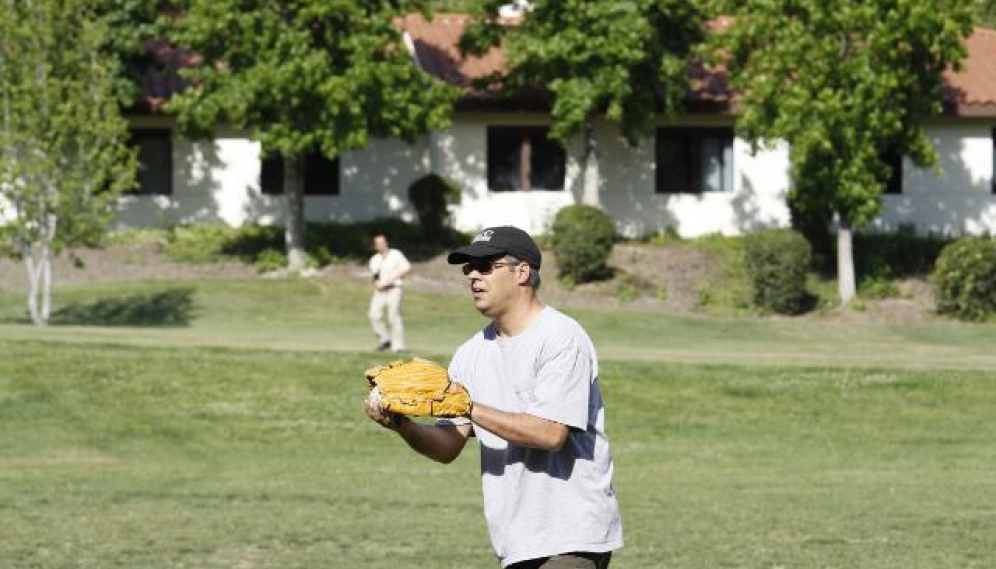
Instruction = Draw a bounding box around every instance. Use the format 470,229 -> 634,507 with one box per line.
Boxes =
94,0 -> 176,106
461,0 -> 709,205
426,0 -> 479,12
166,1 -> 459,271
0,0 -> 137,325
975,0 -> 996,27
713,0 -> 973,304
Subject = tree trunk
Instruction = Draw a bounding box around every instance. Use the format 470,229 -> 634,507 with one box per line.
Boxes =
23,242 -> 47,326
22,213 -> 57,326
24,245 -> 41,326
835,213 -> 857,305
580,120 -> 600,206
41,215 -> 55,322
283,153 -> 307,272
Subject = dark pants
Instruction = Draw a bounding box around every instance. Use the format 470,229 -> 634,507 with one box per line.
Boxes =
508,552 -> 612,569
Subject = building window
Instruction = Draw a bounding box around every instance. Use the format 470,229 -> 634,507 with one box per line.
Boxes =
656,128 -> 734,194
882,150 -> 902,195
260,152 -> 340,196
127,129 -> 172,195
487,126 -> 566,191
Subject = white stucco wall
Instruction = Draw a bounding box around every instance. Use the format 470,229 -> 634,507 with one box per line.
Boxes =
116,130 -> 260,228
596,118 -> 792,238
115,118 -> 426,228
111,114 -> 994,239
872,120 -> 996,236
437,113 -> 792,238
434,114 -> 577,235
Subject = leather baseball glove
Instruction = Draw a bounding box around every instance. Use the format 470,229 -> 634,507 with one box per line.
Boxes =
364,358 -> 472,418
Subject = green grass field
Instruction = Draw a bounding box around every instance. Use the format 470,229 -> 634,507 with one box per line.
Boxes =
1,278 -> 995,568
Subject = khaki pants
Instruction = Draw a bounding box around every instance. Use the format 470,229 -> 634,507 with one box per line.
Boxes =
369,286 -> 405,350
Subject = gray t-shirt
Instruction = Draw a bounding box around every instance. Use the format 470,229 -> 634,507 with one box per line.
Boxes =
444,306 -> 624,567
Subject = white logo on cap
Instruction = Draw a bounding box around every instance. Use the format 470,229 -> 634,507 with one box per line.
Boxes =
473,229 -> 494,243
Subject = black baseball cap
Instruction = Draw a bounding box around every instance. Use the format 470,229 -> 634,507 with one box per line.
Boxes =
447,226 -> 542,269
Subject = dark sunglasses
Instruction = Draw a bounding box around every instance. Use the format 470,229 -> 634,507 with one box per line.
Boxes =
461,257 -> 513,276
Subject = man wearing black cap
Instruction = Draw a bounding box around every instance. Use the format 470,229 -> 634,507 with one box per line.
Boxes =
364,226 -> 623,569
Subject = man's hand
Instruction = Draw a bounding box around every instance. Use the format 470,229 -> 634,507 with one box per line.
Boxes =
364,396 -> 409,430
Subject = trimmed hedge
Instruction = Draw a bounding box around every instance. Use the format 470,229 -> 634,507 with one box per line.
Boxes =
743,228 -> 812,314
550,204 -> 617,284
932,237 -> 996,321
157,219 -> 465,266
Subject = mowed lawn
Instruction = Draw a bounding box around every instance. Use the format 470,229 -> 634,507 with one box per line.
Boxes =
1,277 -> 995,568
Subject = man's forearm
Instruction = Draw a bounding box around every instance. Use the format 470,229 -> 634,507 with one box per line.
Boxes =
469,403 -> 568,452
394,420 -> 467,464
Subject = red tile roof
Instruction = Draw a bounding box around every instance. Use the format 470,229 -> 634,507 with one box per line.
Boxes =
400,12 -> 733,109
136,15 -> 996,117
943,27 -> 996,115
402,15 -> 996,116
399,13 -> 508,90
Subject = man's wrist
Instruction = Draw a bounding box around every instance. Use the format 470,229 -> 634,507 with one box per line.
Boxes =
384,414 -> 411,431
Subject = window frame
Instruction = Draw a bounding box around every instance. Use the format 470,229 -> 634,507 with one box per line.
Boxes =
127,128 -> 173,196
260,152 -> 340,196
655,127 -> 735,195
882,150 -> 903,195
486,125 -> 567,192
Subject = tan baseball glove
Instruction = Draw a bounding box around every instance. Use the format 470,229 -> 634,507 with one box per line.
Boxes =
364,358 -> 472,418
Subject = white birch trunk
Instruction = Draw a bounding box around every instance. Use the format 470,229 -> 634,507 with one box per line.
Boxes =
41,213 -> 56,321
835,213 -> 857,305
24,244 -> 41,325
284,154 -> 307,272
22,213 -> 56,326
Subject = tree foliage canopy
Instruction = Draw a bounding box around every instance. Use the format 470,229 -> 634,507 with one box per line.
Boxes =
461,0 -> 710,146
94,0 -> 175,107
166,0 -> 459,160
0,0 -> 136,252
975,0 -> 996,28
714,0 -> 973,228
1,0 -> 137,324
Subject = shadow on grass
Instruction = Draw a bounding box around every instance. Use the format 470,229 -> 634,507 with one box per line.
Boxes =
48,287 -> 197,327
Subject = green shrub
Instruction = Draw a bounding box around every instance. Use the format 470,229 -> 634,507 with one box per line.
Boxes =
550,204 -> 617,284
743,228 -> 812,315
859,275 -> 900,299
135,219 -> 462,268
932,236 -> 996,321
408,174 -> 461,240
254,248 -> 287,273
854,224 -> 951,279
104,228 -> 170,246
646,226 -> 682,245
164,225 -> 237,263
613,272 -> 653,302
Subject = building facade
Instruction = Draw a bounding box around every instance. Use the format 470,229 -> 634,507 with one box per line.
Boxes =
113,16 -> 996,238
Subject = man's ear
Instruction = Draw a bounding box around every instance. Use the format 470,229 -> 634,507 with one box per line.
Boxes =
516,262 -> 532,286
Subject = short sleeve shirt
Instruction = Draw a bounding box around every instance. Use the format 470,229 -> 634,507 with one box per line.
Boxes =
445,306 -> 624,567
368,248 -> 410,287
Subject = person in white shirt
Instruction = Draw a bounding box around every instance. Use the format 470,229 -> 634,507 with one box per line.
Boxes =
367,234 -> 411,352
365,226 -> 623,569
